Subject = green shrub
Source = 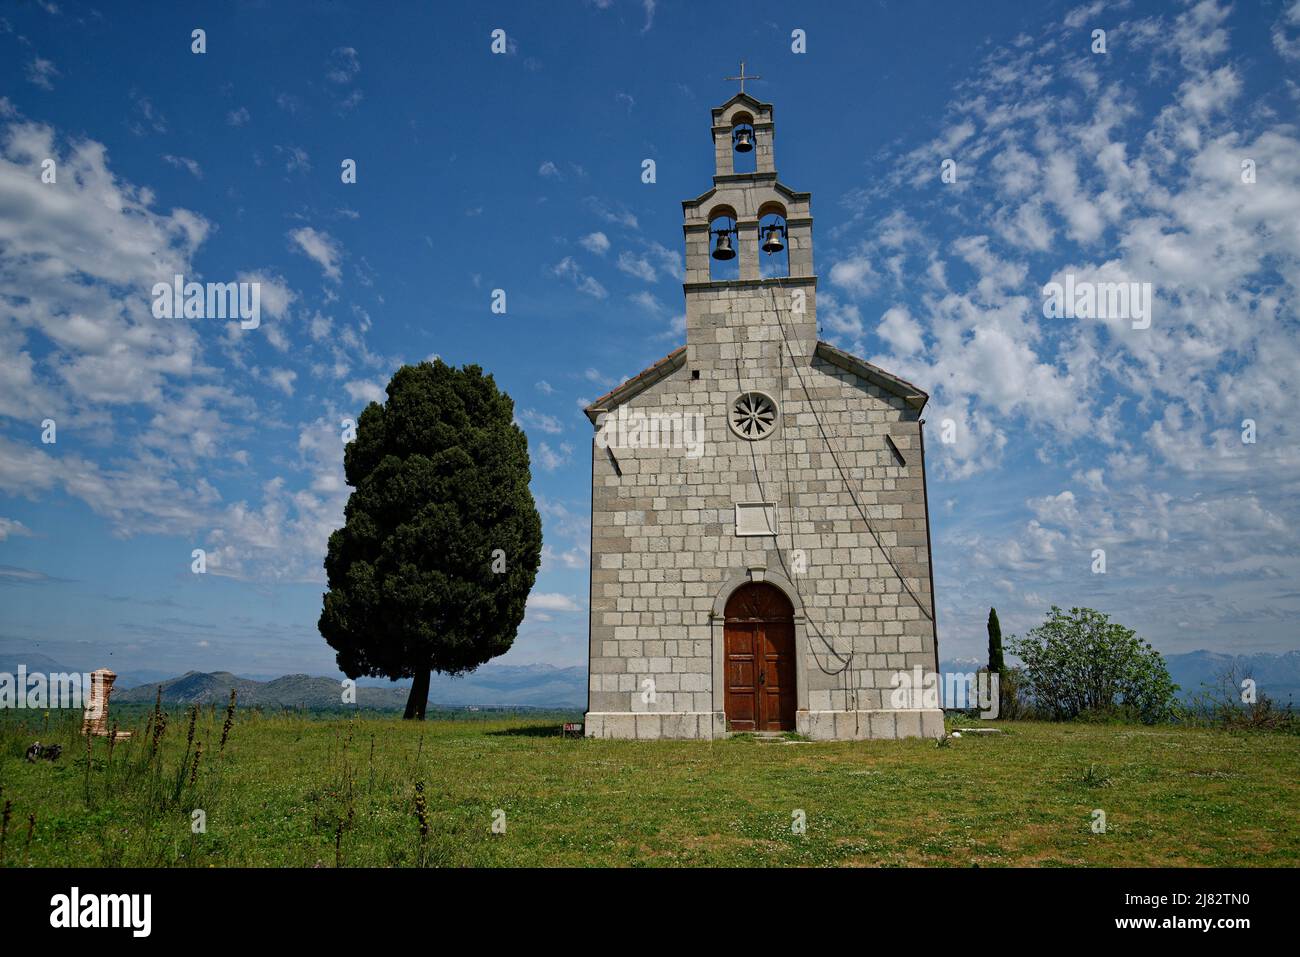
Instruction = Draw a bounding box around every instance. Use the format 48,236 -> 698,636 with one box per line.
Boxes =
1008,606 -> 1178,724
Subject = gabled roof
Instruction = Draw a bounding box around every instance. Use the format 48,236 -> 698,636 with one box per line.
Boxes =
583,346 -> 686,424
814,341 -> 929,410
712,91 -> 772,116
581,341 -> 927,426
682,177 -> 811,213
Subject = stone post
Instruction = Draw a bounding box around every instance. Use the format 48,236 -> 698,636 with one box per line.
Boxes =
82,668 -> 116,736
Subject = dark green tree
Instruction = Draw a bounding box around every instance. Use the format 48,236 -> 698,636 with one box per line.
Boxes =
987,607 -> 1005,673
1008,606 -> 1179,724
319,360 -> 542,719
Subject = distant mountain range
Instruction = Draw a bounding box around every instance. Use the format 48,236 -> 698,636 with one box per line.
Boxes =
114,672 -> 412,709
112,664 -> 587,710
2,643 -> 1296,710
0,645 -> 586,709
942,650 -> 1300,705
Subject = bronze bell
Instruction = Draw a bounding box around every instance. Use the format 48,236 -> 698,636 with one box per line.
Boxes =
734,127 -> 753,153
712,230 -> 736,261
761,224 -> 785,255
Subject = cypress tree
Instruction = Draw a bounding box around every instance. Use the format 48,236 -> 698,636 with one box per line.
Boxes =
987,607 -> 1005,673
319,360 -> 543,719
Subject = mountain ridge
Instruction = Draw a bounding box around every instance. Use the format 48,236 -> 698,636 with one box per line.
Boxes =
4,646 -> 1297,710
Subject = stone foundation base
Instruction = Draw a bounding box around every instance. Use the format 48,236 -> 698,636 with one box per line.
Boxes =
584,709 -> 944,740
584,711 -> 727,739
797,709 -> 945,740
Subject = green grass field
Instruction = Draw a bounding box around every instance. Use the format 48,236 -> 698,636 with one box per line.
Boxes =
2,708 -> 1296,867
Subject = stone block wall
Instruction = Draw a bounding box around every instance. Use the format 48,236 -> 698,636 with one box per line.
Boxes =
585,277 -> 940,740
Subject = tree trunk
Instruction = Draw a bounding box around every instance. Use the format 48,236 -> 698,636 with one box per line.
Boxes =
404,666 -> 431,720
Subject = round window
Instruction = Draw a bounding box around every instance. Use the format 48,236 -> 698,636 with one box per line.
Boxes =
728,391 -> 779,440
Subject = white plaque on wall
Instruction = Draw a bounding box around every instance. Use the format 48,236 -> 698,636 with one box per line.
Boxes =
735,502 -> 778,537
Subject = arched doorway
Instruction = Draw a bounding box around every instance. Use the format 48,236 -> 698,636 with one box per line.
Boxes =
723,582 -> 797,731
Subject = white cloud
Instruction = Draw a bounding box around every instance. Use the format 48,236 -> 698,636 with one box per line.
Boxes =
876,306 -> 924,355
289,227 -> 343,282
617,251 -> 656,282
26,58 -> 58,90
327,47 -> 360,84
527,592 -> 581,612
344,378 -> 385,405
516,408 -> 564,434
630,290 -> 664,314
0,119 -> 210,415
1275,0 -> 1300,61
0,516 -> 32,541
541,546 -> 588,572
579,231 -> 610,255
584,196 -> 638,230
552,256 -> 607,299
642,241 -> 684,281
534,441 -> 573,471
161,154 -> 202,179
264,368 -> 297,396
275,144 -> 311,174
829,256 -> 877,296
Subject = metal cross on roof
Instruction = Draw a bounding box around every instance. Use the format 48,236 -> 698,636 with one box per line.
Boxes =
725,60 -> 761,94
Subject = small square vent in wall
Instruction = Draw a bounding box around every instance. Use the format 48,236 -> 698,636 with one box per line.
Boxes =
735,502 -> 778,537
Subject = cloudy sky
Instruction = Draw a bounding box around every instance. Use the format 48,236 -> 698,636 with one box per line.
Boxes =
0,0 -> 1296,680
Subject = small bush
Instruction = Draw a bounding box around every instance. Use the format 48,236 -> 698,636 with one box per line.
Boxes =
1080,764 -> 1112,788
1188,666 -> 1299,734
1009,606 -> 1179,724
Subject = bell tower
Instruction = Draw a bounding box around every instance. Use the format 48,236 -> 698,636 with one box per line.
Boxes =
681,80 -> 817,374
583,69 -> 941,743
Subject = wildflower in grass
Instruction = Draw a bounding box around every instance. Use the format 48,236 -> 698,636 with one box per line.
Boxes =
150,705 -> 168,757
414,781 -> 429,867
23,813 -> 35,865
1081,763 -> 1112,788
219,690 -> 237,754
0,799 -> 11,864
414,781 -> 429,837
189,741 -> 203,787
185,705 -> 198,751
148,686 -> 168,758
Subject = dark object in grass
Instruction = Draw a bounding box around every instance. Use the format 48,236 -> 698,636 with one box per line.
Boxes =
25,742 -> 63,763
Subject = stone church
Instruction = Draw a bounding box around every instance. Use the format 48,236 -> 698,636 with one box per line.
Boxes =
583,88 -> 942,740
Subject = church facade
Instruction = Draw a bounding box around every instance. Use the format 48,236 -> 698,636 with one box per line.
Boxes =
583,91 -> 943,740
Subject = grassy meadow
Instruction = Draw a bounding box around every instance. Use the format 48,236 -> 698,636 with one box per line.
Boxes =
1,706 -> 1297,867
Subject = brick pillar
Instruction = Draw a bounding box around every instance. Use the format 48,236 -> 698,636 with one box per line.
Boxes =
712,126 -> 734,176
82,668 -> 116,736
738,220 -> 760,281
755,123 -> 775,173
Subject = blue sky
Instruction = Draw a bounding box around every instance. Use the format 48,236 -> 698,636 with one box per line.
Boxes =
1,0 -> 1297,681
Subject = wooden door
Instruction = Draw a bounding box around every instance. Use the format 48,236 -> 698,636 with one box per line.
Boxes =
724,583 -> 796,731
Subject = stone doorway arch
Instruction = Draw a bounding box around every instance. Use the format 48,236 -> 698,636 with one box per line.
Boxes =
709,566 -> 809,729
722,582 -> 796,731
